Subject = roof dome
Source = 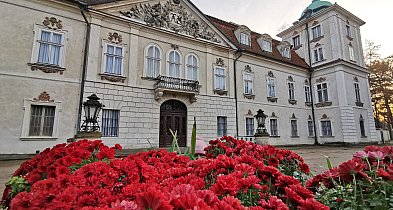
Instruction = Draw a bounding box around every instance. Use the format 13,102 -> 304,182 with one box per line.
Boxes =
299,0 -> 332,21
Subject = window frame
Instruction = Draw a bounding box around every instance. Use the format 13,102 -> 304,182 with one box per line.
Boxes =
21,98 -> 62,140
360,116 -> 366,137
30,25 -> 68,68
267,77 -> 276,98
185,53 -> 199,81
320,120 -> 333,137
349,45 -> 355,61
282,47 -> 291,58
354,82 -> 361,103
245,117 -> 255,136
167,50 -> 182,78
308,120 -> 315,137
313,47 -> 325,63
243,72 -> 254,95
290,119 -> 298,137
316,82 -> 329,103
217,116 -> 227,137
102,42 -> 125,76
214,66 -> 227,91
144,43 -> 162,78
304,84 -> 311,103
240,32 -> 250,46
311,25 -> 322,40
288,81 -> 295,100
262,40 -> 272,52
101,109 -> 120,138
270,118 -> 279,137
292,35 -> 301,48
346,25 -> 351,37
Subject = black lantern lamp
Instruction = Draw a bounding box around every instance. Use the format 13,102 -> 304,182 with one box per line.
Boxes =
81,94 -> 104,132
254,109 -> 269,137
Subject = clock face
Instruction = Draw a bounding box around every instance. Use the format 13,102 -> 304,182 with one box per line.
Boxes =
173,0 -> 180,4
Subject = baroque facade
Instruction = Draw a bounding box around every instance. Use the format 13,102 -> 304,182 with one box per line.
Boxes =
0,0 -> 378,154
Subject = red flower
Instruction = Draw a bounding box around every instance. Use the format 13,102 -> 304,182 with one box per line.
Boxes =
268,157 -> 279,167
298,162 -> 310,174
337,160 -> 370,182
298,198 -> 330,210
260,196 -> 289,210
135,187 -> 172,210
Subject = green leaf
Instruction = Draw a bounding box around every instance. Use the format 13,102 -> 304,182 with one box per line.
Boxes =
190,117 -> 197,158
325,155 -> 334,170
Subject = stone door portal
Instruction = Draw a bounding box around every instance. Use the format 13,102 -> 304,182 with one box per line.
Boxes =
159,100 -> 187,148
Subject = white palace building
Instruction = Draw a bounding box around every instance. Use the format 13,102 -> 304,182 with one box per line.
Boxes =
0,0 -> 378,154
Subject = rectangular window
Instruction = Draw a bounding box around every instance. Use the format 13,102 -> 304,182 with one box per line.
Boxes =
244,73 -> 253,94
240,33 -> 250,46
293,35 -> 301,48
267,78 -> 276,97
346,25 -> 351,37
314,47 -> 324,62
214,67 -> 226,90
288,82 -> 295,100
349,45 -> 355,61
308,120 -> 314,137
317,83 -> 329,102
262,40 -> 272,52
270,119 -> 278,136
354,83 -> 361,103
282,48 -> 291,58
360,119 -> 366,137
105,44 -> 124,75
37,30 -> 63,66
245,118 -> 254,136
217,116 -> 227,137
321,120 -> 332,137
304,85 -> 311,103
311,25 -> 322,40
291,120 -> 298,137
102,110 -> 120,137
29,105 -> 55,136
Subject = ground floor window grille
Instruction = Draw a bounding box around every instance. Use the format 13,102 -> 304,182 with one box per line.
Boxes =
270,119 -> 278,136
245,118 -> 254,136
102,109 -> 120,137
217,116 -> 227,137
321,120 -> 332,137
291,120 -> 298,137
29,105 -> 55,136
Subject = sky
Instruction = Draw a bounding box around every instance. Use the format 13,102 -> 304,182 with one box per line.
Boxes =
192,0 -> 393,58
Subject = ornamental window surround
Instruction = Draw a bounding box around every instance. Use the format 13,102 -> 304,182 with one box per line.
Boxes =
167,50 -> 182,78
214,66 -> 226,91
307,116 -> 314,137
304,80 -> 312,103
145,44 -> 162,78
243,68 -> 254,95
290,114 -> 298,137
103,43 -> 125,76
349,44 -> 355,61
29,17 -> 68,74
316,82 -> 329,103
288,80 -> 295,100
269,112 -> 279,137
240,33 -> 251,46
292,35 -> 301,48
21,92 -> 62,140
186,54 -> 199,81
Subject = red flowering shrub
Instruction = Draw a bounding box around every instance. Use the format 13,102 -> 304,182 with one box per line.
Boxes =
307,145 -> 393,209
2,137 -> 328,209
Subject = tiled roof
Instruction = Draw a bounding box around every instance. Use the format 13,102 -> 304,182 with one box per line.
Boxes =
206,15 -> 309,69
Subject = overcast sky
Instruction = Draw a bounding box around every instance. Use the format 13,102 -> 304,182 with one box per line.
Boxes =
192,0 -> 393,58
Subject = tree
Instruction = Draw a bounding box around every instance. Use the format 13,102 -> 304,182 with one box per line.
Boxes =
364,40 -> 381,66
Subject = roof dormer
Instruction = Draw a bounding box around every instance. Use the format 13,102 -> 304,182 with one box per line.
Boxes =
234,25 -> 252,46
277,41 -> 292,59
257,34 -> 273,53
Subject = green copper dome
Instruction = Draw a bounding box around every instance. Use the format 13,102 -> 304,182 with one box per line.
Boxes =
299,0 -> 333,20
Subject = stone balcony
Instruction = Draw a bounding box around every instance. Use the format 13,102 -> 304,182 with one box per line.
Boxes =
154,75 -> 200,103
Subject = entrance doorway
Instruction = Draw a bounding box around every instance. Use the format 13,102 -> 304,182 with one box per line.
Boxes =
159,100 -> 187,148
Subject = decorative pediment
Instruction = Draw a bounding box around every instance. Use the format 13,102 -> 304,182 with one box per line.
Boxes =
216,58 -> 225,67
291,113 -> 297,119
267,71 -> 275,78
316,77 -> 326,83
108,32 -> 123,44
119,0 -> 221,44
304,79 -> 309,85
354,76 -> 359,82
322,114 -> 329,119
246,110 -> 253,116
288,76 -> 294,82
244,65 -> 252,73
33,92 -> 54,102
271,112 -> 277,118
43,17 -> 62,30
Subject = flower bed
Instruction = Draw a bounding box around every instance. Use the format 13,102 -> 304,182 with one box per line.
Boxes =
307,145 -> 393,209
1,137 -> 328,209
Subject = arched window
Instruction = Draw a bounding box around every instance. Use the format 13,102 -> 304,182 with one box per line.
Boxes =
186,54 -> 199,81
145,44 -> 161,78
168,50 -> 181,78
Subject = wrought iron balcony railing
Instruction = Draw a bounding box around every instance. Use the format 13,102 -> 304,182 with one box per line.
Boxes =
154,75 -> 200,93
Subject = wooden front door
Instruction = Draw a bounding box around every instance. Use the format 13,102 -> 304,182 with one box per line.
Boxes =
159,100 -> 187,148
